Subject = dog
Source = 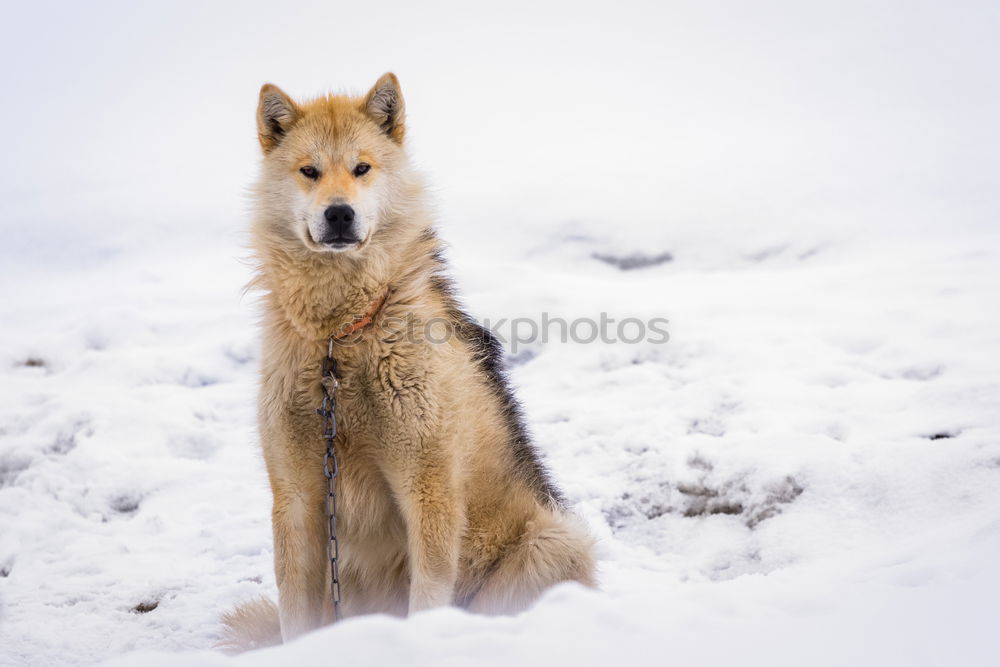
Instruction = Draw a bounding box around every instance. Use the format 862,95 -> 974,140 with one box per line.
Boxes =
221,73 -> 595,651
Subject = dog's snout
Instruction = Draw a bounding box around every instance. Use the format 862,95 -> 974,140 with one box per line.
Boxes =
320,203 -> 360,245
324,204 -> 355,225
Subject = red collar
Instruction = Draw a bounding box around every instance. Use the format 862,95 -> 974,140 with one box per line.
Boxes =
331,291 -> 389,340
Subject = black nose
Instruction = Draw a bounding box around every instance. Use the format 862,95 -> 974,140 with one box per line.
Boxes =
322,204 -> 358,242
324,204 -> 355,224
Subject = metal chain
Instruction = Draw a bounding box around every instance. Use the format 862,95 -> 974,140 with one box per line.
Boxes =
317,336 -> 342,621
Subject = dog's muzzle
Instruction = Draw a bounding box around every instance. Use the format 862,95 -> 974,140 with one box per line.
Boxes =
320,204 -> 360,247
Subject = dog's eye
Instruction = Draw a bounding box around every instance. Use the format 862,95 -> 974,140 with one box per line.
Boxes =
353,163 -> 371,177
299,166 -> 319,180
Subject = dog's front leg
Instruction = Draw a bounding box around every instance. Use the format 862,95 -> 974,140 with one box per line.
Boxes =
386,448 -> 463,613
269,464 -> 329,641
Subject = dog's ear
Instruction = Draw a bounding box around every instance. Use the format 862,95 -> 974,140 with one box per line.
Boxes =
257,84 -> 300,153
363,73 -> 405,143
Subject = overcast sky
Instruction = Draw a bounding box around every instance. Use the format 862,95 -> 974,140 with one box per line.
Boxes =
1,1 -> 997,263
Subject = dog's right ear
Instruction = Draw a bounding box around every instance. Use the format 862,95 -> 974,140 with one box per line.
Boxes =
257,84 -> 300,153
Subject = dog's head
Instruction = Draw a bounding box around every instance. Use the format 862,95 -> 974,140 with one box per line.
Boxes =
254,73 -> 408,254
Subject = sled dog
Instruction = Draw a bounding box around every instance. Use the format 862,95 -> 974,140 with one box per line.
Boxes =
221,73 -> 595,650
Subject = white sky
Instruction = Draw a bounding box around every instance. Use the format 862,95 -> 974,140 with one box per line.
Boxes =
0,0 -> 997,262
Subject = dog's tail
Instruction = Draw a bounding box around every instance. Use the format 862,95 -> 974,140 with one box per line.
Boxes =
217,597 -> 282,654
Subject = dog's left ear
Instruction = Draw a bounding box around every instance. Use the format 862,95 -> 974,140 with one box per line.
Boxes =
363,73 -> 405,143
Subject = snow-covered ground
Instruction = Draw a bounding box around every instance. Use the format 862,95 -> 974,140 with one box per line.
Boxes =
2,2 -> 999,666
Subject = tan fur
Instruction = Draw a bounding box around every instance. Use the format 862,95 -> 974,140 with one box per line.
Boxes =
217,598 -> 282,652
223,73 -> 595,650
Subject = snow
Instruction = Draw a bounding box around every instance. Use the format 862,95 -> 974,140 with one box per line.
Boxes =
1,2 -> 999,666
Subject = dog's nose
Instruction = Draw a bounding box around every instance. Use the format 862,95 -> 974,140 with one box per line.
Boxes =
321,204 -> 360,245
324,204 -> 355,225
322,204 -> 358,242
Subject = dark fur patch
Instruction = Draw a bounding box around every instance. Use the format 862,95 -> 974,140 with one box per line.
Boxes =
425,232 -> 564,508
267,118 -> 285,139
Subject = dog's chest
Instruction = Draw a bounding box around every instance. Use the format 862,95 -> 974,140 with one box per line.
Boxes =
283,338 -> 435,541
334,439 -> 403,540
317,356 -> 405,528
326,342 -> 437,443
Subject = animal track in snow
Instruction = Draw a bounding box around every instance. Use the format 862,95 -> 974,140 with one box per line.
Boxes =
592,251 -> 673,270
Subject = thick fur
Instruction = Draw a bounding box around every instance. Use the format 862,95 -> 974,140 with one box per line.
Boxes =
221,74 -> 595,651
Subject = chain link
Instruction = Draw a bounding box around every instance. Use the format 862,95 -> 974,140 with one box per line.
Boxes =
317,337 -> 342,621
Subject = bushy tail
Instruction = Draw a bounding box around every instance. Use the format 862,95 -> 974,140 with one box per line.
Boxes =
217,597 -> 282,654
